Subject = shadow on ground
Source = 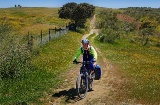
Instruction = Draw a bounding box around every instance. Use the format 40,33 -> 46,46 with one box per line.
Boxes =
52,88 -> 81,103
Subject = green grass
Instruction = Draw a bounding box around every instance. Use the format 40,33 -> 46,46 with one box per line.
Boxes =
0,67 -> 57,104
31,31 -> 82,74
0,7 -> 69,36
0,7 -> 90,104
0,31 -> 82,104
91,34 -> 160,104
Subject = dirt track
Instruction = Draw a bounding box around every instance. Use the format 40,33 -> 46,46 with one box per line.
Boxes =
44,15 -> 123,105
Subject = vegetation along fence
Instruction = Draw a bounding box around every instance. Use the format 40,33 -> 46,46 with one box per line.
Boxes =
27,26 -> 69,50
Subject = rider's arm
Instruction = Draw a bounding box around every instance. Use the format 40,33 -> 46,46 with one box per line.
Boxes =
74,47 -> 82,60
90,46 -> 97,60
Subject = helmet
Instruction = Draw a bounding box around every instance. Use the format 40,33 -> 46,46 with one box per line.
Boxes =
82,39 -> 89,44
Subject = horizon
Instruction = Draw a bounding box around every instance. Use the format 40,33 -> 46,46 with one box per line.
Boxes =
0,0 -> 160,9
0,6 -> 159,9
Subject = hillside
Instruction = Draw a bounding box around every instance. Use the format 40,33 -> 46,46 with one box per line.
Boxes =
0,7 -> 78,104
94,7 -> 160,104
0,7 -> 69,36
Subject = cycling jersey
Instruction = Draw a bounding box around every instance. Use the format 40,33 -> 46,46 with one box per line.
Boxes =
74,45 -> 97,61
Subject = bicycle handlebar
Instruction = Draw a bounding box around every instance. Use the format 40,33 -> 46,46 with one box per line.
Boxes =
73,61 -> 96,64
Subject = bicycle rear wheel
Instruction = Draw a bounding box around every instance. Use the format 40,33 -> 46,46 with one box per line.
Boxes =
76,74 -> 88,99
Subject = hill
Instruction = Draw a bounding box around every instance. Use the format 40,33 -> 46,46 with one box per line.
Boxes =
0,7 -> 69,36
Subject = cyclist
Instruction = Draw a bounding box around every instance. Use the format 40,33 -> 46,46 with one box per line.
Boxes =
73,39 -> 97,77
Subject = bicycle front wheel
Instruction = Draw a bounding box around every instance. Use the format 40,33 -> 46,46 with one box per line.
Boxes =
76,74 -> 88,99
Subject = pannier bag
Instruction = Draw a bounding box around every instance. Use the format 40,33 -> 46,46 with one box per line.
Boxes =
94,64 -> 102,80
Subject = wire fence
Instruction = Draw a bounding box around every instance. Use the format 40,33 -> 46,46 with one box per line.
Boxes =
27,26 -> 69,50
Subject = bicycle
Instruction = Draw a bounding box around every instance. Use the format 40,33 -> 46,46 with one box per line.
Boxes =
74,61 -> 95,99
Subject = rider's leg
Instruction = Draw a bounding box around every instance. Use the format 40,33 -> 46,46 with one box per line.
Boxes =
90,58 -> 96,72
90,61 -> 95,79
90,63 -> 95,73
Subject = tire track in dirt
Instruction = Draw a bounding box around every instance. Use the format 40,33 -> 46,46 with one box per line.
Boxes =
66,30 -> 115,105
43,15 -> 122,105
49,15 -> 116,105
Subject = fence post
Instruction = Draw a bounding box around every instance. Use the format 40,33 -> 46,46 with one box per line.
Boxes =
66,23 -> 68,29
41,30 -> 42,43
29,35 -> 33,51
59,28 -> 61,36
31,35 -> 33,46
66,24 -> 67,29
28,31 -> 30,45
55,27 -> 57,34
49,29 -> 51,41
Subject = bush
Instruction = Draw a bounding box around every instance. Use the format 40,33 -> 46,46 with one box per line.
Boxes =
76,27 -> 89,34
156,42 -> 160,47
98,28 -> 119,43
0,43 -> 30,79
0,22 -> 31,79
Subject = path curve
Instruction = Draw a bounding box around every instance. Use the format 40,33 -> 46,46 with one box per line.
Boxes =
43,15 -> 123,105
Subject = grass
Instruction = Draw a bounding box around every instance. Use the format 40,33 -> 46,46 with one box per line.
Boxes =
0,31 -> 82,104
31,31 -> 82,74
0,7 -> 69,36
91,34 -> 160,104
0,7 -> 90,104
0,67 -> 56,104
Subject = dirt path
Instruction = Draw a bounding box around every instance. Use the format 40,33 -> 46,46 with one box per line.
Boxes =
43,15 -> 123,105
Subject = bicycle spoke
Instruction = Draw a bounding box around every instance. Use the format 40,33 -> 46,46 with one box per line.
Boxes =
76,74 -> 88,99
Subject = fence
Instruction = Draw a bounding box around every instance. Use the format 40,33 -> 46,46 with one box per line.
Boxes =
27,26 -> 69,50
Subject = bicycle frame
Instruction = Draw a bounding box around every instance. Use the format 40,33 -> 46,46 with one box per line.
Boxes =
75,61 -> 94,99
80,61 -> 91,74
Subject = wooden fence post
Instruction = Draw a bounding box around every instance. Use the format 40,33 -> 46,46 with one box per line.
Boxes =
29,35 -> 33,51
41,30 -> 42,43
66,23 -> 68,29
59,28 -> 61,35
31,35 -> 33,46
28,31 -> 30,45
49,29 -> 51,41
55,27 -> 57,34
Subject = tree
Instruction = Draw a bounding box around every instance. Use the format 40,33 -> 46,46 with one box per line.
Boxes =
72,3 -> 95,28
58,2 -> 77,19
58,2 -> 95,28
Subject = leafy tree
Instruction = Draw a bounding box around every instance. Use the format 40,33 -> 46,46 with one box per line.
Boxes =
58,2 -> 77,19
58,2 -> 95,28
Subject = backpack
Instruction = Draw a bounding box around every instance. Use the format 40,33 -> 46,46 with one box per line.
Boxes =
94,64 -> 102,80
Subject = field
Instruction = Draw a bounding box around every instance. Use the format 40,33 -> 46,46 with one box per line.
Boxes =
0,31 -> 82,104
0,7 -> 82,104
93,35 -> 160,104
94,7 -> 160,104
0,7 -> 160,104
0,7 -> 69,36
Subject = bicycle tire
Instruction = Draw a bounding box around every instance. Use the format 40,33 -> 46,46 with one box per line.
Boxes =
76,74 -> 88,99
88,77 -> 94,91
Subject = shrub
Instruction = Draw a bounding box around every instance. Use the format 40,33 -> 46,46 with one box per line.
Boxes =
156,42 -> 160,47
0,43 -> 30,79
98,28 -> 119,43
0,21 -> 31,79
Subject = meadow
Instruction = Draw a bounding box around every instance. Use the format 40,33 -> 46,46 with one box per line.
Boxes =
0,31 -> 82,104
0,7 -> 83,104
0,7 -> 69,36
1,6 -> 160,104
94,35 -> 160,104
92,7 -> 160,104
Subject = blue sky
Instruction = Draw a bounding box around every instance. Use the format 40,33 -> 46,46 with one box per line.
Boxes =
0,0 -> 159,8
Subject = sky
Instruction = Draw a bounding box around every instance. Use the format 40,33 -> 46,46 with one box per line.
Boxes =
0,0 -> 160,8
